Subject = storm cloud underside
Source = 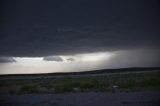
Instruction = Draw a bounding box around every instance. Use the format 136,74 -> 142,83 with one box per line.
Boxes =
0,0 -> 160,74
0,57 -> 16,63
43,56 -> 63,62
0,0 -> 160,57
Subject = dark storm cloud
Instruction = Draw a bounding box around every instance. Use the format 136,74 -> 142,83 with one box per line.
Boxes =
67,58 -> 75,61
0,56 -> 16,63
0,0 -> 160,57
43,56 -> 63,62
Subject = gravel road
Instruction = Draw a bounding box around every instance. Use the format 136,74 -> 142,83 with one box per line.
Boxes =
0,91 -> 160,106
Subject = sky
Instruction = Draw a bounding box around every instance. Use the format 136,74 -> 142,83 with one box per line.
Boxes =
0,0 -> 160,74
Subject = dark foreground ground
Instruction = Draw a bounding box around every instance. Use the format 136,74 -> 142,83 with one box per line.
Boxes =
0,91 -> 160,106
0,69 -> 160,106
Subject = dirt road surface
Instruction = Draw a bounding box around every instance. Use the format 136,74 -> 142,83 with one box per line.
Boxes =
0,91 -> 160,106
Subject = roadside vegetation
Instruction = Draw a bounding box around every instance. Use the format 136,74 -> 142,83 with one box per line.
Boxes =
0,71 -> 160,94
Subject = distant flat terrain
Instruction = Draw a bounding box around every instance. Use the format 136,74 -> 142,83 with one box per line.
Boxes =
0,67 -> 160,80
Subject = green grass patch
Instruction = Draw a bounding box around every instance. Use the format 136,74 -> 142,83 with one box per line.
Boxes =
20,84 -> 39,93
0,71 -> 160,93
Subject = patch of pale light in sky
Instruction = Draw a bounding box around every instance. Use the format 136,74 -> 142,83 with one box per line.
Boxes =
15,57 -> 43,64
0,51 -> 114,74
77,52 -> 112,62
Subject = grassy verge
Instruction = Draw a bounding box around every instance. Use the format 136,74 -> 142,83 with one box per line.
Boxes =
0,71 -> 160,94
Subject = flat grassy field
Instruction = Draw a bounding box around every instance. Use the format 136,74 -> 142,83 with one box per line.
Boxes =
0,71 -> 160,94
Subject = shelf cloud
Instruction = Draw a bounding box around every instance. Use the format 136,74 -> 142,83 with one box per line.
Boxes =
0,56 -> 16,63
43,56 -> 63,62
0,0 -> 159,57
0,0 -> 160,74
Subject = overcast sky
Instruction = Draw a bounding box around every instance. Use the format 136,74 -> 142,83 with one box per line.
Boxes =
0,0 -> 160,74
